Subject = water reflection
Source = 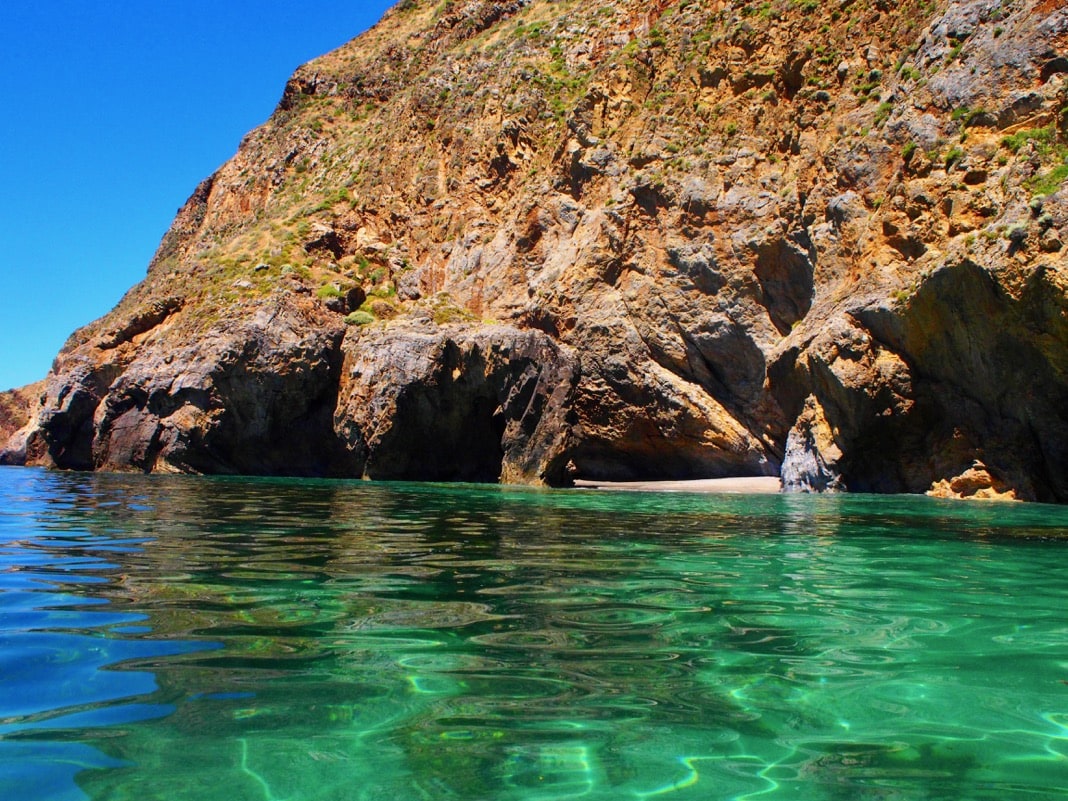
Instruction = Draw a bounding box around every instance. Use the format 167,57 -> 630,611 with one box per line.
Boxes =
1,468 -> 1067,800
0,470 -> 219,801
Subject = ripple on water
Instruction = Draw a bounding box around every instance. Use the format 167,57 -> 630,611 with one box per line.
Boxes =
3,469 -> 1068,801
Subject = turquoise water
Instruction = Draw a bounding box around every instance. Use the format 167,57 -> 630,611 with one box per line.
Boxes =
1,467 -> 1066,800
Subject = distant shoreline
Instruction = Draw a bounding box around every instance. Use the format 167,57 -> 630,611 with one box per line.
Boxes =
572,476 -> 782,494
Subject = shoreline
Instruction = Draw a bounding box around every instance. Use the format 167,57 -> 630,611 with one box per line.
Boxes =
572,476 -> 782,494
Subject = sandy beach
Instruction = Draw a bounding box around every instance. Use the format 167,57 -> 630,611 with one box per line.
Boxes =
572,476 -> 782,494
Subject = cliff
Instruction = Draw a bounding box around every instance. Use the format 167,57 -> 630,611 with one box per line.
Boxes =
0,381 -> 45,465
6,0 -> 1068,501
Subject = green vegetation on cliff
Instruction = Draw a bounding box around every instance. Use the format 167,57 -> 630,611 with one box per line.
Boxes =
7,0 -> 1068,502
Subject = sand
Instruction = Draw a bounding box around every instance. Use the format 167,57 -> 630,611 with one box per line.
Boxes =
571,476 -> 782,494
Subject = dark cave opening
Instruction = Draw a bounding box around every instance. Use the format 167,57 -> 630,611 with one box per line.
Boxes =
365,386 -> 508,483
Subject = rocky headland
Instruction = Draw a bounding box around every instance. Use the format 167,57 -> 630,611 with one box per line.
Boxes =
3,0 -> 1067,501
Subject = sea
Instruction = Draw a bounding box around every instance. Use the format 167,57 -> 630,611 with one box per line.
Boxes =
1,465 -> 1066,800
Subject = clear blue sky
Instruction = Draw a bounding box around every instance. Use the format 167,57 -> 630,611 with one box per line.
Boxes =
0,0 -> 394,391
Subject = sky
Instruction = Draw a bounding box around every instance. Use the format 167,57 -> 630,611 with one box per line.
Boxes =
0,0 -> 395,391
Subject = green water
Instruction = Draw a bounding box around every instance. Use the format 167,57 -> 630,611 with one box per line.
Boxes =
1,467 -> 1066,800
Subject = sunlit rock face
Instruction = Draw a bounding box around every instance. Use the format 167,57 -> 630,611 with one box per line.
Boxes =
6,0 -> 1068,500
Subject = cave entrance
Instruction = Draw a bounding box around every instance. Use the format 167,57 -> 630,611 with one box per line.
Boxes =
365,385 -> 508,483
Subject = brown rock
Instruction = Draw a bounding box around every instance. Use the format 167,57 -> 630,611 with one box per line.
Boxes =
781,395 -> 845,493
1040,228 -> 1063,252
927,461 -> 1020,502
368,299 -> 397,319
0,380 -> 46,465
335,323 -> 578,484
17,0 -> 1068,501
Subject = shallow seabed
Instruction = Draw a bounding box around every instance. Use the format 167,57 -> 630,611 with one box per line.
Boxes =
1,467 -> 1066,800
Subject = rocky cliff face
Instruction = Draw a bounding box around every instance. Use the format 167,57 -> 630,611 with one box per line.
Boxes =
0,381 -> 45,465
6,0 -> 1068,501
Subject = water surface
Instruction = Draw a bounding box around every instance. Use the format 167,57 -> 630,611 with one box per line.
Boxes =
1,467 -> 1066,800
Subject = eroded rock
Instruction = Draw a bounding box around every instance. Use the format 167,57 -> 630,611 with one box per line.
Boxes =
0,380 -> 46,465
335,323 -> 578,484
38,295 -> 355,476
781,395 -> 845,493
14,0 -> 1068,500
927,461 -> 1020,501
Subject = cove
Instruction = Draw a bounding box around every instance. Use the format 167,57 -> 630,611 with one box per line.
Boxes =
0,466 -> 1066,800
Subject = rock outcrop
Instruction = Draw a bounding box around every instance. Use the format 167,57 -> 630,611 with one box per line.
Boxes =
29,294 -> 352,476
336,323 -> 577,483
0,381 -> 45,465
5,0 -> 1068,500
